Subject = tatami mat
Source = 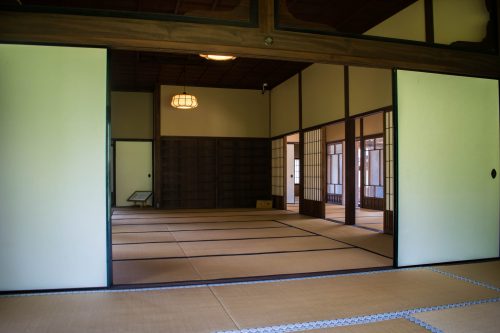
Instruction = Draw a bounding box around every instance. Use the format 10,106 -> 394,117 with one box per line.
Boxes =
325,205 -> 384,232
413,301 -> 500,333
277,218 -> 393,258
112,231 -> 176,245
209,269 -> 499,329
113,242 -> 186,260
3,262 -> 499,333
112,215 -> 277,224
191,248 -> 391,280
113,224 -> 170,233
179,236 -> 351,257
113,258 -> 201,284
295,319 -> 429,333
165,220 -> 285,231
110,209 -> 395,285
0,287 -> 237,333
435,260 -> 500,288
170,227 -> 313,242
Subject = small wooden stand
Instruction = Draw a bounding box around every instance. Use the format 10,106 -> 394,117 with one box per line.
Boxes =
127,191 -> 153,208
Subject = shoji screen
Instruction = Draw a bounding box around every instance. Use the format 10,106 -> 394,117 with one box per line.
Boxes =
384,111 -> 394,234
303,128 -> 325,217
0,44 -> 108,290
304,129 -> 322,201
396,70 -> 499,266
272,138 -> 285,208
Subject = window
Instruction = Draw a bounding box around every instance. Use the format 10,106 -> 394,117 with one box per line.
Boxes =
364,137 -> 384,199
327,142 -> 343,195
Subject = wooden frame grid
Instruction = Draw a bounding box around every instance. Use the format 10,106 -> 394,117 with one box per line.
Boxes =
384,110 -> 394,234
303,128 -> 322,201
272,137 -> 284,197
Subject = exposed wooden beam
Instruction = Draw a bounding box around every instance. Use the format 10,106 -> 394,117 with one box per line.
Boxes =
424,0 -> 435,43
0,11 -> 499,77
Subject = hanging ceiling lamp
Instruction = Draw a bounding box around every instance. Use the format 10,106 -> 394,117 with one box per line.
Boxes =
171,91 -> 198,109
199,54 -> 236,61
171,65 -> 198,110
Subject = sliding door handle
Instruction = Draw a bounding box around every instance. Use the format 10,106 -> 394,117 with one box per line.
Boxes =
492,169 -> 497,179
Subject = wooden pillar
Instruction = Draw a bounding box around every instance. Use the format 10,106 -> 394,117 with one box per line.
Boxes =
359,117 -> 365,209
344,66 -> 356,225
153,85 -> 162,208
424,0 -> 435,43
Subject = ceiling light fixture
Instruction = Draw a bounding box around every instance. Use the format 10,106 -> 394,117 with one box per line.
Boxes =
171,65 -> 198,110
171,92 -> 198,109
199,54 -> 237,61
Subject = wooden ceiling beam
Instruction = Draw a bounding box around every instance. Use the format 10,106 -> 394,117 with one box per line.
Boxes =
0,10 -> 499,78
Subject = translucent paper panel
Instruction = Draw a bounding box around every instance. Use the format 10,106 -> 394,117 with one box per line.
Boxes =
397,70 -> 499,266
304,129 -> 323,201
272,138 -> 284,196
0,44 -> 107,290
369,150 -> 381,185
385,111 -> 394,211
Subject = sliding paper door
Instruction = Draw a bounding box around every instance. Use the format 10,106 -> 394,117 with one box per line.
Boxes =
0,44 -> 107,291
396,70 -> 499,266
301,128 -> 325,218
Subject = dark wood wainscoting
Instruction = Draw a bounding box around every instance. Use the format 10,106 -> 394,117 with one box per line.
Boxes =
301,199 -> 325,219
273,195 -> 285,209
160,137 -> 217,209
361,197 -> 384,211
384,210 -> 394,235
160,136 -> 271,209
326,194 -> 342,205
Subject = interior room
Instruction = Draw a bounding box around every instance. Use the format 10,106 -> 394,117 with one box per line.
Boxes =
109,51 -> 393,286
0,0 -> 499,332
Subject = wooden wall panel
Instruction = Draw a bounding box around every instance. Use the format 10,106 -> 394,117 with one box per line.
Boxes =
217,138 -> 271,208
160,137 -> 217,209
160,137 -> 271,209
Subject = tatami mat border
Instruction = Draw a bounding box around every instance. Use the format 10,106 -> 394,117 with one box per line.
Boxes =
429,267 -> 500,292
405,315 -> 443,333
3,265 -> 498,298
1,267 -> 418,298
112,246 -> 355,261
214,298 -> 500,333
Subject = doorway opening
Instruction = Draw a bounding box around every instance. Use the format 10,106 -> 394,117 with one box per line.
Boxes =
323,112 -> 393,234
113,140 -> 153,208
286,133 -> 300,212
324,121 -> 346,222
354,113 -> 385,232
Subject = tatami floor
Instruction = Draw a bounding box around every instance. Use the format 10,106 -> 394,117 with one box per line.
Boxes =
325,204 -> 384,233
287,204 -> 385,232
111,209 -> 392,285
1,260 -> 498,332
